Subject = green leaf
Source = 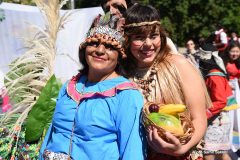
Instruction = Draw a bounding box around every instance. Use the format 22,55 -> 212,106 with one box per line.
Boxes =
103,11 -> 111,24
25,74 -> 62,142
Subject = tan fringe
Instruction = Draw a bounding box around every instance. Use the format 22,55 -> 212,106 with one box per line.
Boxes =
153,57 -> 212,108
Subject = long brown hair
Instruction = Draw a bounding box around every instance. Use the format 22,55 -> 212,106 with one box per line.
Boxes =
123,4 -> 170,76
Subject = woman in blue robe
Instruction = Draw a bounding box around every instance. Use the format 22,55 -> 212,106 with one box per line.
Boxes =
39,13 -> 146,160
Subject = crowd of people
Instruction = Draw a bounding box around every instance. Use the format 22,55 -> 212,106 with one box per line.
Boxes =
1,0 -> 240,160
183,25 -> 240,159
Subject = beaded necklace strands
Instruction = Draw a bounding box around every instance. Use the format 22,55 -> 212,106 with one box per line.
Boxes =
133,61 -> 158,101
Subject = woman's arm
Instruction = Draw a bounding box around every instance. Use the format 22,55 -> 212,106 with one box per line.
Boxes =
147,55 -> 208,156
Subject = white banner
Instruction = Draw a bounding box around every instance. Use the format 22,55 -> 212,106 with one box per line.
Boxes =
0,2 -> 103,82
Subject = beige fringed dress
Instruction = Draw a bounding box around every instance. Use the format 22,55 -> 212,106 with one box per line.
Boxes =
130,56 -> 210,160
131,59 -> 185,105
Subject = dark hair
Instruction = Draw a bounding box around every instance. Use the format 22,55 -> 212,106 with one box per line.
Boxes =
222,42 -> 240,69
123,4 -> 169,75
124,4 -> 162,25
185,39 -> 198,50
78,47 -> 88,75
78,46 -> 124,75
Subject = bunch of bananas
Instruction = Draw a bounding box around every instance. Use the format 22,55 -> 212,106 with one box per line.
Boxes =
149,103 -> 186,115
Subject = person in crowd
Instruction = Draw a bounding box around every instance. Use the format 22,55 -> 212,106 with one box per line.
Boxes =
100,0 -> 135,17
100,0 -> 135,32
213,24 -> 228,54
222,43 -> 240,158
198,43 -> 235,160
185,39 -> 198,54
183,39 -> 200,67
123,4 -> 211,160
39,13 -> 146,160
228,32 -> 240,45
100,0 -> 179,54
222,43 -> 240,81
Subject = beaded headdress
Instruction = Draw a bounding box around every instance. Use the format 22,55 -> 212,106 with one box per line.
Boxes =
80,12 -> 125,56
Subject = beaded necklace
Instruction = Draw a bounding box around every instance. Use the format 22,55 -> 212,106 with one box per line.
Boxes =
132,62 -> 157,101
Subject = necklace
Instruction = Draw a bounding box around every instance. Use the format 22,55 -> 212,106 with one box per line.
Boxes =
68,79 -> 87,160
133,63 -> 157,101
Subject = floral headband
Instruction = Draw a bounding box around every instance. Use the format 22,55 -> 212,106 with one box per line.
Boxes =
124,21 -> 161,28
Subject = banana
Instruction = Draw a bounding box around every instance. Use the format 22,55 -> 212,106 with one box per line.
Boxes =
158,104 -> 186,115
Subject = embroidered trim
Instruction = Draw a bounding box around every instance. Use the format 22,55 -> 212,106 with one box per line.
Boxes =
67,74 -> 138,104
67,73 -> 82,104
206,71 -> 226,77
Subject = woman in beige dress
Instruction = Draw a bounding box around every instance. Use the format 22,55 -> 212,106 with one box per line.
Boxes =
123,4 -> 211,160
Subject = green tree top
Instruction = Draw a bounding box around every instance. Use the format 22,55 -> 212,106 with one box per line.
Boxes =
2,0 -> 240,45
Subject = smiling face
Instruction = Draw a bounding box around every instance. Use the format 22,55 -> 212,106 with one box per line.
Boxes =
229,46 -> 240,61
85,40 -> 119,75
129,28 -> 161,68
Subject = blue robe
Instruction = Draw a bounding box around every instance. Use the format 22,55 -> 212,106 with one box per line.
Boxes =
39,75 -> 146,160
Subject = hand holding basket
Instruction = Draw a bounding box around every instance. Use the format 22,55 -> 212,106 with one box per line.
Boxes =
142,102 -> 195,145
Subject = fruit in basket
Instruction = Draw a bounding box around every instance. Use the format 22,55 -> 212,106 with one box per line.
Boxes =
158,104 -> 186,116
149,103 -> 160,113
148,112 -> 184,136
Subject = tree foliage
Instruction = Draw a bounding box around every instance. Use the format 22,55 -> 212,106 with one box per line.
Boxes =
147,0 -> 240,45
3,0 -> 240,46
75,0 -> 99,8
74,0 -> 240,46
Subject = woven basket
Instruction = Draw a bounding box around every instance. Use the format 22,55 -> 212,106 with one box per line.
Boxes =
142,102 -> 195,145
